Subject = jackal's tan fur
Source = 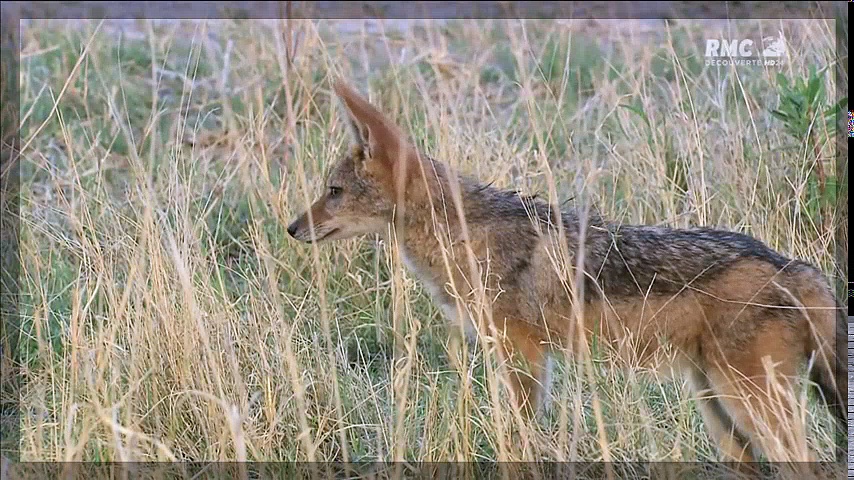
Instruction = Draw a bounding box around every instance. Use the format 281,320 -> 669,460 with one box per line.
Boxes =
287,79 -> 847,466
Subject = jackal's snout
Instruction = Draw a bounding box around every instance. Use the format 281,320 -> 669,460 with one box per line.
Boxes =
285,204 -> 345,244
286,221 -> 298,238
285,213 -> 313,242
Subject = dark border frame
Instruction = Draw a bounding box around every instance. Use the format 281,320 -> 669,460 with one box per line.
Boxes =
0,0 -> 848,473
0,461 -> 850,479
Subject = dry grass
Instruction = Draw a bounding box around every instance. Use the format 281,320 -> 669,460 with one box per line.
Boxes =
10,15 -> 846,474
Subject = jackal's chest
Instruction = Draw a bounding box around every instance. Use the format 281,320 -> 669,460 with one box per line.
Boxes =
399,247 -> 477,340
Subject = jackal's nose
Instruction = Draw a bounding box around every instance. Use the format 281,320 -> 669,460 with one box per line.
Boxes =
287,223 -> 297,238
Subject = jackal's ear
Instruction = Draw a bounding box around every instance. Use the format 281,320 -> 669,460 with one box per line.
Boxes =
332,79 -> 420,199
332,79 -> 409,165
336,94 -> 370,147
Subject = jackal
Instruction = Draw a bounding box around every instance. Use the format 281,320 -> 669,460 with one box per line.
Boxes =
287,79 -> 847,465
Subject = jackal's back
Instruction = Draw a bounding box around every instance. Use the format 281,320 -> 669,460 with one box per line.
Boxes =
454,179 -> 810,303
584,223 -> 809,299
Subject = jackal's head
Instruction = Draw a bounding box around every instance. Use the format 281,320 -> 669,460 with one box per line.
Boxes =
287,79 -> 422,244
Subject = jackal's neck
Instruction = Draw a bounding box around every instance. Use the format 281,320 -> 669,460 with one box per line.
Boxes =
396,157 -> 478,240
389,157 -> 498,287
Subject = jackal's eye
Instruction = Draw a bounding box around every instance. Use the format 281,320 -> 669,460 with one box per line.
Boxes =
328,186 -> 343,198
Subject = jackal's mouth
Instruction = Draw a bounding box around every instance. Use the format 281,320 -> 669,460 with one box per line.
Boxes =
306,227 -> 339,244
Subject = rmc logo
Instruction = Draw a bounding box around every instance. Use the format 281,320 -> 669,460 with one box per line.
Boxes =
704,31 -> 787,66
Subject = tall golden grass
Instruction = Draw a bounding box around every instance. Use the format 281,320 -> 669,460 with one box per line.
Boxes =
11,16 -> 845,474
